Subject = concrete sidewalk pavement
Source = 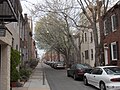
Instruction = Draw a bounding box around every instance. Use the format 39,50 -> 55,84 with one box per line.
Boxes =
12,62 -> 50,90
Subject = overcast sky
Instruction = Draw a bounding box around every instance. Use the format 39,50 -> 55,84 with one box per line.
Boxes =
21,0 -> 45,15
21,0 -> 37,14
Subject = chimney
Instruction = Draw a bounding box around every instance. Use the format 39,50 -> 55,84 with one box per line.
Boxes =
24,13 -> 28,22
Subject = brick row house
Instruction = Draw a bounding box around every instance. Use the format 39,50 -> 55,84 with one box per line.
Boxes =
0,0 -> 37,90
100,1 -> 120,66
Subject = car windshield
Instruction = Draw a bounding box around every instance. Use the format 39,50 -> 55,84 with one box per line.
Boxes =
104,67 -> 120,75
77,64 -> 91,68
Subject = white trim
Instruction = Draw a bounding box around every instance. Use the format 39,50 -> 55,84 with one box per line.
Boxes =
111,42 -> 117,60
104,43 -> 108,65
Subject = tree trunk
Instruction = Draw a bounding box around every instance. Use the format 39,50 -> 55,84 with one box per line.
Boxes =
92,17 -> 100,66
57,51 -> 60,61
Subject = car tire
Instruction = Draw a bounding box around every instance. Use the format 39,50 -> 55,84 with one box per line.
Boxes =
99,82 -> 106,90
84,77 -> 88,85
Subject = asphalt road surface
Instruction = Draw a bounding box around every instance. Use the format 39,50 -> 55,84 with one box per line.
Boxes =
44,65 -> 97,90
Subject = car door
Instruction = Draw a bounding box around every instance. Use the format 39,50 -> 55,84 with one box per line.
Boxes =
90,68 -> 103,87
87,68 -> 97,85
88,68 -> 102,86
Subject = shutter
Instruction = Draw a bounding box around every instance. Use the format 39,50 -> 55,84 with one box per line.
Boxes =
108,17 -> 112,33
116,42 -> 119,60
106,18 -> 109,34
106,17 -> 112,34
115,14 -> 118,29
109,44 -> 112,61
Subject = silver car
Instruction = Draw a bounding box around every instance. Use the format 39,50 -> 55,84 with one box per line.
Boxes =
84,66 -> 120,90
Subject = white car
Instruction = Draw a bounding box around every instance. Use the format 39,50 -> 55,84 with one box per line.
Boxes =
84,66 -> 120,90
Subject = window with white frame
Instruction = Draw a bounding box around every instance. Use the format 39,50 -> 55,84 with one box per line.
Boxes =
104,19 -> 108,35
111,14 -> 117,31
111,42 -> 117,60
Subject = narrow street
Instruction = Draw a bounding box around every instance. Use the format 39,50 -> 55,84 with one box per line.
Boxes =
44,65 -> 97,90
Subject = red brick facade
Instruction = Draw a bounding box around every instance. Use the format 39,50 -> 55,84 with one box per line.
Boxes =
100,2 -> 120,65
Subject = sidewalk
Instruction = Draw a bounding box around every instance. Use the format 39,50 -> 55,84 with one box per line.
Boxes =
12,62 -> 50,90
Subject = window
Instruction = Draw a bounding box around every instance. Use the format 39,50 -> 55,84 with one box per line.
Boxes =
91,49 -> 93,60
85,33 -> 87,42
91,68 -> 103,75
111,42 -> 117,60
85,50 -> 89,59
104,67 -> 120,75
16,45 -> 18,50
111,14 -> 118,32
90,32 -> 93,43
104,19 -> 108,35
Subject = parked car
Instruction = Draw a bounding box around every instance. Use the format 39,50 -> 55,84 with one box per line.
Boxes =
50,61 -> 57,68
67,63 -> 92,80
84,66 -> 120,90
54,61 -> 65,69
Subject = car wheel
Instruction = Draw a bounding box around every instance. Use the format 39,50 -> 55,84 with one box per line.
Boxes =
84,77 -> 88,85
100,82 -> 106,90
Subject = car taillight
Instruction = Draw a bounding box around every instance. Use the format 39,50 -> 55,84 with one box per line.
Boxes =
110,78 -> 120,82
77,69 -> 84,73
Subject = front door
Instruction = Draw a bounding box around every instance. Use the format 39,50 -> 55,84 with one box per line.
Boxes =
104,49 -> 108,65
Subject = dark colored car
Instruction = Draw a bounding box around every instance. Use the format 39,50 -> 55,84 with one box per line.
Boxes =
67,63 -> 92,80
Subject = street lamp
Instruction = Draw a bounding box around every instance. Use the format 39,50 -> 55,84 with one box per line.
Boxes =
46,31 -> 49,34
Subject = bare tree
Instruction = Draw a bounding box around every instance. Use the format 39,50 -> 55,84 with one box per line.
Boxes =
32,0 -> 111,66
34,13 -> 74,67
77,0 -> 110,66
32,0 -> 83,64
